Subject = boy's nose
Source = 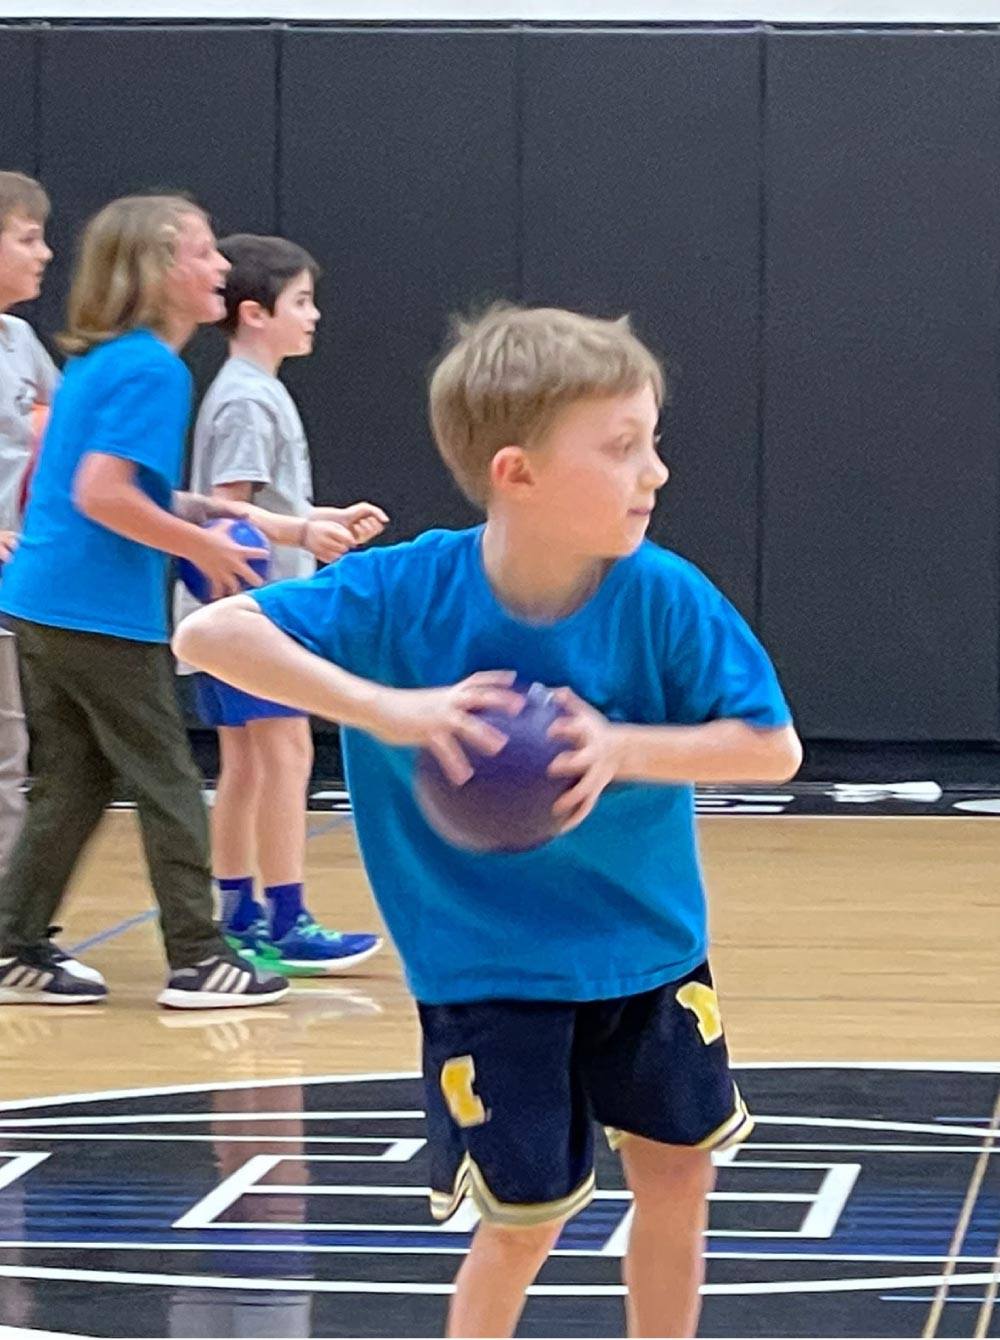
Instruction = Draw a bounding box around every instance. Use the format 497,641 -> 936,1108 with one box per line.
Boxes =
643,455 -> 669,489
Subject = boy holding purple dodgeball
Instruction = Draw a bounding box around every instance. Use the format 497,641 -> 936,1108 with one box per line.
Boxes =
175,304 -> 801,1338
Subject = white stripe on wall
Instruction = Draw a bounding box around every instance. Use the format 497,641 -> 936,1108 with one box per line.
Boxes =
3,2 -> 1000,23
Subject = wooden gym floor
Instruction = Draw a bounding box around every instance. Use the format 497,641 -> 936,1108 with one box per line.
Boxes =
0,808 -> 998,1339
0,808 -> 996,1103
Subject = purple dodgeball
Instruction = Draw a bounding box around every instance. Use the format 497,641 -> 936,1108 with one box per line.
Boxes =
414,681 -> 574,853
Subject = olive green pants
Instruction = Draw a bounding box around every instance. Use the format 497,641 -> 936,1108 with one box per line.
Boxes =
0,617 -> 226,969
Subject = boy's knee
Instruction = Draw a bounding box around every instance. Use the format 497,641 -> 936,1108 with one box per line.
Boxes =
474,1216 -> 564,1261
222,753 -> 260,793
625,1140 -> 716,1204
252,720 -> 313,779
218,732 -> 262,791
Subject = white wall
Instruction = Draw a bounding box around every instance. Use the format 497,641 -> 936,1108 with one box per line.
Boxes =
3,1 -> 1000,23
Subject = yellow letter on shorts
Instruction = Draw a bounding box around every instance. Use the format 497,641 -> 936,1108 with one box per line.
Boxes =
440,1055 -> 487,1127
676,982 -> 724,1044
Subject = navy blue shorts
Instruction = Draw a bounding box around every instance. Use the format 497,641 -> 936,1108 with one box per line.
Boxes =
419,961 -> 750,1227
193,673 -> 307,728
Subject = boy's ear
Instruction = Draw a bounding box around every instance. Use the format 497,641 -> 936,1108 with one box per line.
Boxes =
237,298 -> 268,329
490,445 -> 534,494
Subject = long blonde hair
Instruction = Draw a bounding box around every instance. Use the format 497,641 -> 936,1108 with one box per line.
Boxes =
60,194 -> 205,355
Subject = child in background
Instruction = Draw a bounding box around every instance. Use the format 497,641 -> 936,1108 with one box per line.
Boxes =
0,194 -> 291,1009
179,233 -> 386,975
0,172 -> 57,884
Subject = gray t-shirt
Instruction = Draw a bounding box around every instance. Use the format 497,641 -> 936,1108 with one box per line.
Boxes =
189,355 -> 316,584
176,355 -> 318,644
0,315 -> 59,531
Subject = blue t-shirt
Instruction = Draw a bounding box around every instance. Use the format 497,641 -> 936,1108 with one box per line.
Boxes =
255,527 -> 792,1005
0,330 -> 191,643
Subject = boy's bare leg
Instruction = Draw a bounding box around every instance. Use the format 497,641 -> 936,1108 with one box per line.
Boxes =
249,716 -> 312,886
211,725 -> 260,878
447,1218 -> 563,1339
619,1137 -> 715,1338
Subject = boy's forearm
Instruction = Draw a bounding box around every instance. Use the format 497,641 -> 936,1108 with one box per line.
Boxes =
177,487 -> 307,548
172,490 -> 254,526
610,719 -> 802,785
173,596 -> 383,730
84,481 -> 204,559
243,504 -> 307,548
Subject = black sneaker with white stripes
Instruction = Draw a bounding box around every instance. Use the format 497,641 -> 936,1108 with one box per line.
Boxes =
157,950 -> 289,1010
0,943 -> 108,1005
43,926 -> 106,985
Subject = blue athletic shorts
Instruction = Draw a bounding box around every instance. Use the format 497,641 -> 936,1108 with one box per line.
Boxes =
419,960 -> 750,1227
193,673 -> 307,728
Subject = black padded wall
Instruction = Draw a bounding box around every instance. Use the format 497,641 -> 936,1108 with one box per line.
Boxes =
35,25 -> 277,389
0,27 -> 37,176
522,29 -> 763,619
762,32 -> 1000,738
279,28 -> 518,534
1,27 -> 44,338
5,19 -> 1000,741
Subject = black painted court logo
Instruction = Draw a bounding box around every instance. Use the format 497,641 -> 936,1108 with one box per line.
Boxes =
0,1065 -> 997,1337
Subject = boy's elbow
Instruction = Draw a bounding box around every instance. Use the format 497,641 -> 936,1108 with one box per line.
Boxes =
74,472 -> 121,528
172,608 -> 213,666
72,455 -> 110,521
762,726 -> 802,781
173,597 -> 257,668
72,475 -> 100,521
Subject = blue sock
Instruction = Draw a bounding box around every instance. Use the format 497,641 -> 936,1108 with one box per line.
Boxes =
266,883 -> 305,941
217,877 -> 257,933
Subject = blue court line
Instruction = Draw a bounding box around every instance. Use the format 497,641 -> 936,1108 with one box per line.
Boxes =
881,1295 -> 991,1303
306,812 -> 353,838
68,910 -> 158,956
66,808 -> 355,955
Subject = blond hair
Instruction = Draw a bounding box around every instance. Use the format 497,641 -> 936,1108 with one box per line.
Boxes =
429,303 -> 665,507
0,171 -> 49,230
60,194 -> 205,355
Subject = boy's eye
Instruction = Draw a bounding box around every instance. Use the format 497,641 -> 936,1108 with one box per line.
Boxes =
607,430 -> 660,456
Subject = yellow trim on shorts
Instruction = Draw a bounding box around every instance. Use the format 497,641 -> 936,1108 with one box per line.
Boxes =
429,1154 -> 472,1222
605,1085 -> 754,1153
695,1086 -> 754,1151
429,1153 -> 597,1227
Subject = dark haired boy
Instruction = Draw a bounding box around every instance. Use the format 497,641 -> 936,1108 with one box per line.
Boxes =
179,233 -> 387,975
